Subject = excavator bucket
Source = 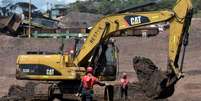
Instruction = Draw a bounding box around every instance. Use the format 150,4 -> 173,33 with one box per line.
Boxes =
133,56 -> 175,99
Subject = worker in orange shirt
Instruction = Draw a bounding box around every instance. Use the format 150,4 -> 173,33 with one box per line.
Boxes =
120,72 -> 129,100
77,66 -> 106,101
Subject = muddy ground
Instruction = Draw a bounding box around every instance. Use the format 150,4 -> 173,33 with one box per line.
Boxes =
0,18 -> 201,101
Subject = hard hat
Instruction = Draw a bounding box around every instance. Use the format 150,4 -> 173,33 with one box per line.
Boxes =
123,72 -> 127,78
109,38 -> 115,43
88,26 -> 93,30
87,66 -> 93,73
70,49 -> 74,54
78,33 -> 83,38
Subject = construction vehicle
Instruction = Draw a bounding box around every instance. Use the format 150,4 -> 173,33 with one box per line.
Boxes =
15,0 -> 193,100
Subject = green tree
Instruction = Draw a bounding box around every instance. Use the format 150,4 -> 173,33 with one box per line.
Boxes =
193,0 -> 201,13
65,0 -> 201,15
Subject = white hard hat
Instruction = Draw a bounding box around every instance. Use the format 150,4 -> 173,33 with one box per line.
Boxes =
88,26 -> 93,30
110,38 -> 115,42
78,33 -> 83,37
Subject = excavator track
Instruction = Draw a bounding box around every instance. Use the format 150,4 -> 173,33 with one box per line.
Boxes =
133,56 -> 175,99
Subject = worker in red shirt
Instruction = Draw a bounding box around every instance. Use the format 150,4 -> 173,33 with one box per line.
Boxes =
77,66 -> 105,101
120,72 -> 129,100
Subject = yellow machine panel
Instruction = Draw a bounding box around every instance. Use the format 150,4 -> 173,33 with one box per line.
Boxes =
16,54 -> 85,80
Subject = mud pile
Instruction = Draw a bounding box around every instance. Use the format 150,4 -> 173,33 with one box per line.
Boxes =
0,82 -> 37,101
133,56 -> 175,99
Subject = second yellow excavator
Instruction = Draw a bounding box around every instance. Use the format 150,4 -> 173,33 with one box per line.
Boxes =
16,0 -> 193,100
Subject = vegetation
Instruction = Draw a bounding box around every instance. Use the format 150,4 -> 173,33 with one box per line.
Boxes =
1,0 -> 201,17
66,0 -> 201,15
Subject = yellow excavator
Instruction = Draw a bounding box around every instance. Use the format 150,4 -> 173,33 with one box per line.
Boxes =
16,0 -> 193,100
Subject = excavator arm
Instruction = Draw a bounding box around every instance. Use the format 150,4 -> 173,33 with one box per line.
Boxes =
74,11 -> 174,65
168,0 -> 193,80
74,0 -> 193,81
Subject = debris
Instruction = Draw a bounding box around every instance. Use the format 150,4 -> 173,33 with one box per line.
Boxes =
133,56 -> 175,99
0,82 -> 37,101
0,14 -> 21,35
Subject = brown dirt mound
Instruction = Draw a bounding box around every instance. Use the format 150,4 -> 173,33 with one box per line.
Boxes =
133,56 -> 175,99
0,82 -> 37,101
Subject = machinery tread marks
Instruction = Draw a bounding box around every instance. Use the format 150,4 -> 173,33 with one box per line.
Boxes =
24,82 -> 37,98
133,56 -> 172,99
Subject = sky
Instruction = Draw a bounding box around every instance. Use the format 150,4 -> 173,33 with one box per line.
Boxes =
0,0 -> 86,11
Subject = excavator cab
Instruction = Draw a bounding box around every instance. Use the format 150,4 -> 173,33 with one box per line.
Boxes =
73,37 -> 118,81
92,38 -> 118,81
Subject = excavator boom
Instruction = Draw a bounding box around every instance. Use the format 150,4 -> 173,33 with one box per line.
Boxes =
168,0 -> 193,79
73,11 -> 174,65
